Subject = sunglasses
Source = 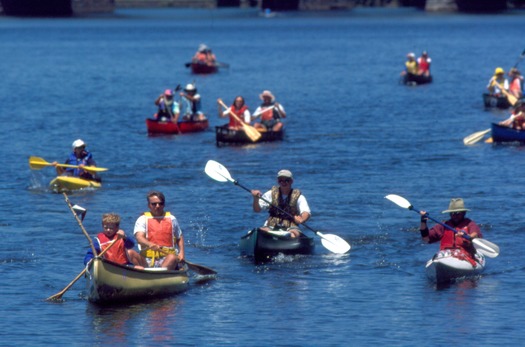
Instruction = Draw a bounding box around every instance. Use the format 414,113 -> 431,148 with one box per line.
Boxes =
278,178 -> 291,183
150,202 -> 164,207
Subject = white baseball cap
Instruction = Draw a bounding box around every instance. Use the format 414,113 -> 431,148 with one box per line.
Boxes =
72,139 -> 86,149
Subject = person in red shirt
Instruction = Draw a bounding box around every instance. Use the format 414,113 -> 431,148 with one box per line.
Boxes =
419,198 -> 482,260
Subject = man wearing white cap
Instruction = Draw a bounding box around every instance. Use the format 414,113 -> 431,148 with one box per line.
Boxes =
250,169 -> 310,238
179,83 -> 206,121
52,139 -> 99,181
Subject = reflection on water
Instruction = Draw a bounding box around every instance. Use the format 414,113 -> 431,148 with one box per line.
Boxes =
88,297 -> 183,344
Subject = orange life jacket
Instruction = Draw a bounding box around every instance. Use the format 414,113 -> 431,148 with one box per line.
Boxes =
260,104 -> 276,121
96,233 -> 129,265
144,212 -> 174,248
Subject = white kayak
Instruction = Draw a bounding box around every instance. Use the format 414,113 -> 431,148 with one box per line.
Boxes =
425,248 -> 485,284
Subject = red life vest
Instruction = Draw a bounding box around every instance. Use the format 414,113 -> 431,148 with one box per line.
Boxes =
439,224 -> 473,253
96,233 -> 129,265
229,105 -> 248,128
418,57 -> 429,72
144,212 -> 174,248
260,104 -> 275,121
196,52 -> 207,62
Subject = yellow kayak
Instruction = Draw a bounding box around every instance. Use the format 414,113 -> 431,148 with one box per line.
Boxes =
49,176 -> 101,192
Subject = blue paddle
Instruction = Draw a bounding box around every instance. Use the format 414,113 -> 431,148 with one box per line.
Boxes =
385,194 -> 499,258
205,160 -> 351,254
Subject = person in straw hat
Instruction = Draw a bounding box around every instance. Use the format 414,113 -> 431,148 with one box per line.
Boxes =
252,90 -> 286,132
418,198 -> 483,260
250,169 -> 310,238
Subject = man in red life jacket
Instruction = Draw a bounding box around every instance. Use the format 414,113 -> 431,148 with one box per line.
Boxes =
419,198 -> 482,262
134,191 -> 185,270
84,213 -> 145,268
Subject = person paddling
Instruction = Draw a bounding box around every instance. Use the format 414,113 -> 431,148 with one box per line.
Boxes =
419,198 -> 483,263
52,139 -> 99,181
250,169 -> 310,238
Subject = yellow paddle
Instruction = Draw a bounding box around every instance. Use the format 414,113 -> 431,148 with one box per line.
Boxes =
494,82 -> 518,106
29,156 -> 108,172
217,99 -> 262,142
463,129 -> 491,145
45,237 -> 120,301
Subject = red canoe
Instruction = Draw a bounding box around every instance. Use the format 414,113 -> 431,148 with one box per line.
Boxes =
190,62 -> 218,74
146,118 -> 209,134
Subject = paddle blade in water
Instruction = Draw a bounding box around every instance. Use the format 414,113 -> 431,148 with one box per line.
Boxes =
385,194 -> 412,209
205,160 -> 234,183
473,238 -> 500,258
317,232 -> 351,254
463,129 -> 491,146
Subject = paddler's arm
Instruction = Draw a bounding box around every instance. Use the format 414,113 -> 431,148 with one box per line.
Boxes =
294,211 -> 310,225
419,211 -> 430,242
251,190 -> 263,212
176,235 -> 185,262
135,231 -> 160,252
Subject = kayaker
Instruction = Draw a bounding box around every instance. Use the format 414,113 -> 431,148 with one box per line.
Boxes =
253,90 -> 286,132
250,169 -> 310,238
419,198 -> 483,261
180,83 -> 206,121
154,88 -> 180,123
52,139 -> 99,181
84,213 -> 145,269
218,96 -> 251,130
487,67 -> 509,96
134,191 -> 185,270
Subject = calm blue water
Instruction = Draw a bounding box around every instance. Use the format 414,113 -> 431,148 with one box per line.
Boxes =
1,7 -> 525,346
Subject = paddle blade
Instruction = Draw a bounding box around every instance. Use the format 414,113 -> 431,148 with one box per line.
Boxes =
317,232 -> 351,254
385,194 -> 412,209
242,124 -> 262,142
29,156 -> 51,170
463,129 -> 491,146
185,260 -> 217,275
473,238 -> 499,258
204,160 -> 234,183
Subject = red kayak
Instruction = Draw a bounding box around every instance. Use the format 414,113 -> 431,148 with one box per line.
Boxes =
146,118 -> 209,134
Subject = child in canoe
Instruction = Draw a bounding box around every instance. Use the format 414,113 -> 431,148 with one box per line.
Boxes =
84,213 -> 146,269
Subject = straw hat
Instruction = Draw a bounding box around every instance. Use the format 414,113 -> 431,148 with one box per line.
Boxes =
260,90 -> 275,102
442,198 -> 470,213
495,67 -> 505,75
